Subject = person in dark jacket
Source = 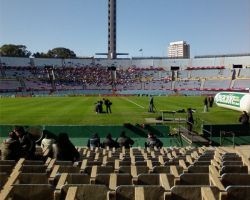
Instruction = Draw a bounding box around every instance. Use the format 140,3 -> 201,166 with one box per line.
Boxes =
14,126 -> 36,159
239,111 -> 249,125
52,133 -> 80,162
103,98 -> 112,114
187,108 -> 194,133
208,96 -> 214,107
116,131 -> 134,148
102,133 -> 118,148
145,132 -> 163,148
1,131 -> 21,160
148,96 -> 154,113
203,97 -> 208,112
87,133 -> 101,148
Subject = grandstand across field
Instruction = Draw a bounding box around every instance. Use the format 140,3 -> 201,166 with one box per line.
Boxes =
0,55 -> 250,96
0,55 -> 250,200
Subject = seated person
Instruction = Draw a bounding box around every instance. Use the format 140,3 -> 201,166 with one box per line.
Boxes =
1,131 -> 21,160
87,133 -> 101,148
102,133 -> 118,148
116,131 -> 134,148
41,130 -> 56,155
52,133 -> 80,162
145,132 -> 163,148
13,126 -> 36,159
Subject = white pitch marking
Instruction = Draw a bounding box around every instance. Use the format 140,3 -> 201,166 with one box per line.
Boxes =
122,97 -> 145,109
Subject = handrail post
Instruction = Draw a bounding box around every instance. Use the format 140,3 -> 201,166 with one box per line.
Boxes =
210,126 -> 212,144
232,132 -> 235,148
220,131 -> 222,146
201,120 -> 204,135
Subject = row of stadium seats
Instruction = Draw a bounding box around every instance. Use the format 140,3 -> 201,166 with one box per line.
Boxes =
0,145 -> 250,199
1,78 -> 249,94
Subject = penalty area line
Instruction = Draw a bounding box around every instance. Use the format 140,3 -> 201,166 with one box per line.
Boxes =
122,97 -> 145,109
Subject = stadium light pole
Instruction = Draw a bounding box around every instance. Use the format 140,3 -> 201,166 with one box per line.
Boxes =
108,0 -> 117,59
96,0 -> 129,59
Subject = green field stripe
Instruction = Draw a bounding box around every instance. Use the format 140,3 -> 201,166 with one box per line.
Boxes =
0,96 -> 241,126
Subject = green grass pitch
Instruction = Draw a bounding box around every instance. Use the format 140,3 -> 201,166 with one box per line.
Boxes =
0,96 -> 240,127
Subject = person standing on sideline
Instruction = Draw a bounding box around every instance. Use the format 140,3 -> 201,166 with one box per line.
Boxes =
187,108 -> 194,133
104,98 -> 112,113
203,97 -> 208,112
208,96 -> 214,107
148,95 -> 154,113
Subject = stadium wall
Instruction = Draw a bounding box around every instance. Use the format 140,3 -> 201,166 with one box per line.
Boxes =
1,55 -> 250,69
0,124 -> 180,147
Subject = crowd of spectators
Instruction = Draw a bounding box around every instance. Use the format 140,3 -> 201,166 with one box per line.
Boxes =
1,126 -> 164,161
2,64 -> 250,93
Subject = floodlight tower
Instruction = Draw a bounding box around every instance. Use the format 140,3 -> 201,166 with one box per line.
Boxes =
95,0 -> 128,59
108,0 -> 117,59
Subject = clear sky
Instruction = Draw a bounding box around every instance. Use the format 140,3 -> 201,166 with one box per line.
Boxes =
0,0 -> 250,57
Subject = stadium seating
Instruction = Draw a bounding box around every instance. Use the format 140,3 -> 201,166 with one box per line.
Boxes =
203,80 -> 231,90
0,145 -> 250,200
1,55 -> 250,96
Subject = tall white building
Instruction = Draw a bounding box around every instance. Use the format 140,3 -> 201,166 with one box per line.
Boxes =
168,41 -> 190,58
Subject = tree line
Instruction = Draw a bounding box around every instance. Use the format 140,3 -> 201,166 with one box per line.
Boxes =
0,44 -> 76,58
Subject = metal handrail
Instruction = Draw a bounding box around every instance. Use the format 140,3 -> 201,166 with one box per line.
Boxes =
203,129 -> 213,145
177,117 -> 183,146
200,120 -> 213,145
179,124 -> 193,144
220,131 -> 235,147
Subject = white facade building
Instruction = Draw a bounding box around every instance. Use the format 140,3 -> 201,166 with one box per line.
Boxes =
168,41 -> 190,58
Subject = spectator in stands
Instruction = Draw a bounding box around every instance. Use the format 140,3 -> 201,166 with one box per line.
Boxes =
148,96 -> 155,113
41,130 -> 56,153
203,97 -> 208,112
239,111 -> 249,125
13,126 -> 36,159
116,131 -> 134,148
102,133 -> 118,148
52,133 -> 80,162
144,132 -> 163,149
87,133 -> 101,148
187,108 -> 194,133
1,131 -> 21,160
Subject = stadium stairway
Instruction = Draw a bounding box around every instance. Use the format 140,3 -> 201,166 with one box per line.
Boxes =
123,123 -> 148,138
143,124 -> 165,137
179,127 -> 210,147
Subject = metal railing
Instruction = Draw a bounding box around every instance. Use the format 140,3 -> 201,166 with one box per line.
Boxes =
179,122 -> 193,145
200,120 -> 213,145
220,131 -> 235,147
